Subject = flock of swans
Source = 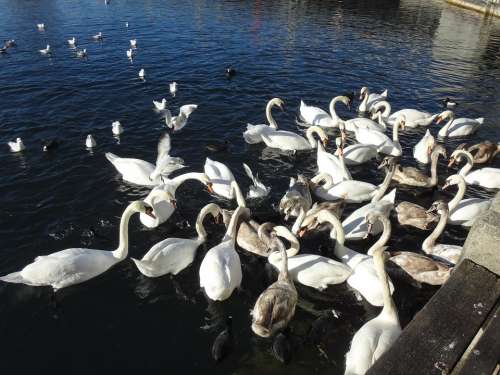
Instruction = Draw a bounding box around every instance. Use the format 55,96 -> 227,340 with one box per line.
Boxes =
3,22 -> 500,375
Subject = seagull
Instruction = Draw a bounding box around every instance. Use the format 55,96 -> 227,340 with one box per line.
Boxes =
130,39 -> 137,48
149,133 -> 186,180
93,32 -> 103,41
112,121 -> 123,135
126,49 -> 134,59
37,23 -> 45,30
8,138 -> 25,153
85,135 -> 96,148
138,68 -> 145,80
165,104 -> 198,131
153,98 -> 167,111
170,82 -> 177,96
39,44 -> 51,55
76,49 -> 87,58
68,37 -> 76,47
125,22 -> 129,28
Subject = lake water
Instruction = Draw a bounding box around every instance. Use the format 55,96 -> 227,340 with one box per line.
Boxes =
1,0 -> 499,374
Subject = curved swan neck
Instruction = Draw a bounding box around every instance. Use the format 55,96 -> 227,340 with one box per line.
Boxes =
306,127 -> 323,148
291,207 -> 306,235
318,210 -> 345,248
311,172 -> 334,190
441,112 -> 455,134
367,215 -> 391,256
195,204 -> 221,242
329,96 -> 346,121
277,240 -> 291,282
379,101 -> 391,117
373,164 -> 395,202
429,151 -> 442,186
230,180 -> 246,207
112,203 -> 138,260
392,120 -> 401,142
448,175 -> 466,211
266,100 -> 279,129
171,172 -> 208,192
422,207 -> 449,252
456,150 -> 474,176
373,247 -> 398,321
225,206 -> 249,243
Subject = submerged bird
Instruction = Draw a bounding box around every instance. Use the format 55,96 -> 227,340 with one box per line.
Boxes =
112,120 -> 123,135
0,200 -> 156,290
39,45 -> 51,55
243,163 -> 270,199
170,82 -> 177,96
212,316 -> 234,362
225,66 -> 236,78
153,98 -> 167,110
85,134 -> 96,148
206,140 -> 229,152
0,46 -> 7,54
165,104 -> 198,131
8,138 -> 25,152
5,39 -> 16,48
138,68 -> 145,79
42,140 -> 58,152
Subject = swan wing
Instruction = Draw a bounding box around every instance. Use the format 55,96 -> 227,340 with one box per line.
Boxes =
156,133 -> 172,160
205,158 -> 235,181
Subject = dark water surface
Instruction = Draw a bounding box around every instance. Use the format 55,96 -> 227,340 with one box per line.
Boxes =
1,0 -> 499,374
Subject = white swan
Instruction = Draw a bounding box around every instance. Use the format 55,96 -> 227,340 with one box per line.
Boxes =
335,143 -> 378,166
106,133 -> 185,186
371,101 -> 437,128
344,243 -> 400,375
8,138 -> 25,152
243,98 -> 284,144
139,172 -> 214,228
204,158 -> 245,203
449,149 -> 500,189
343,111 -> 387,133
243,163 -> 270,198
311,159 -> 395,203
169,82 -> 177,96
260,125 -> 328,151
112,120 -> 123,135
0,200 -> 156,290
153,98 -> 167,111
39,44 -> 51,55
165,104 -> 198,131
317,138 -> 352,184
85,134 -> 96,148
354,115 -> 404,156
436,110 -> 484,138
421,201 -> 462,265
442,174 -> 492,226
133,203 -> 222,277
300,210 -> 395,307
267,226 -> 352,291
413,129 -> 435,164
68,37 -> 76,46
358,87 -> 388,113
199,206 -> 250,301
299,96 -> 350,128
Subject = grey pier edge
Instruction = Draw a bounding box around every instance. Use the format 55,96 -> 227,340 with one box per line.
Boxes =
447,0 -> 500,18
367,192 -> 500,375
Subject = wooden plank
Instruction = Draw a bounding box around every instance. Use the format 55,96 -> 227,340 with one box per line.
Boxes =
453,303 -> 500,375
367,259 -> 500,375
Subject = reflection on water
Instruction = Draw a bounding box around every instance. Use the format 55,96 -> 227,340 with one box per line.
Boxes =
0,0 -> 499,374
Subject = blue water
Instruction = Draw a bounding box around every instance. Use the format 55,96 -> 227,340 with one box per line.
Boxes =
1,0 -> 499,374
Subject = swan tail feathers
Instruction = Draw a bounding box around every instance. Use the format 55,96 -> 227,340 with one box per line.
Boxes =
381,89 -> 388,98
243,124 -> 263,144
475,117 -> 484,124
0,272 -> 25,284
105,152 -> 118,164
243,163 -> 257,185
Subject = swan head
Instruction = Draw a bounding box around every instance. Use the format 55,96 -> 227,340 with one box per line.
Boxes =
364,211 -> 386,239
359,86 -> 368,100
130,200 -> 156,219
396,114 -> 406,130
436,110 -> 454,124
448,149 -> 471,168
335,137 -> 343,155
378,156 -> 395,170
442,174 -> 464,191
270,98 -> 285,111
426,200 -> 448,216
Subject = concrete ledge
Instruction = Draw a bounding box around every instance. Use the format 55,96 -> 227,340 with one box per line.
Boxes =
447,0 -> 500,18
460,192 -> 500,275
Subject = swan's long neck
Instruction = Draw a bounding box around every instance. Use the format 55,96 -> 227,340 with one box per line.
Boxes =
429,151 -> 442,186
448,176 -> 466,211
195,204 -> 220,242
266,101 -> 278,129
457,150 -> 474,177
422,208 -> 449,253
171,172 -> 207,193
230,180 -> 246,207
367,215 -> 391,256
306,128 -> 320,148
291,207 -> 307,235
373,164 -> 395,202
320,211 -> 345,249
225,206 -> 248,243
112,204 -> 137,260
379,101 -> 391,118
441,113 -> 455,135
377,112 -> 387,131
392,121 -> 401,142
373,247 -> 399,322
277,241 -> 291,283
329,96 -> 342,121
